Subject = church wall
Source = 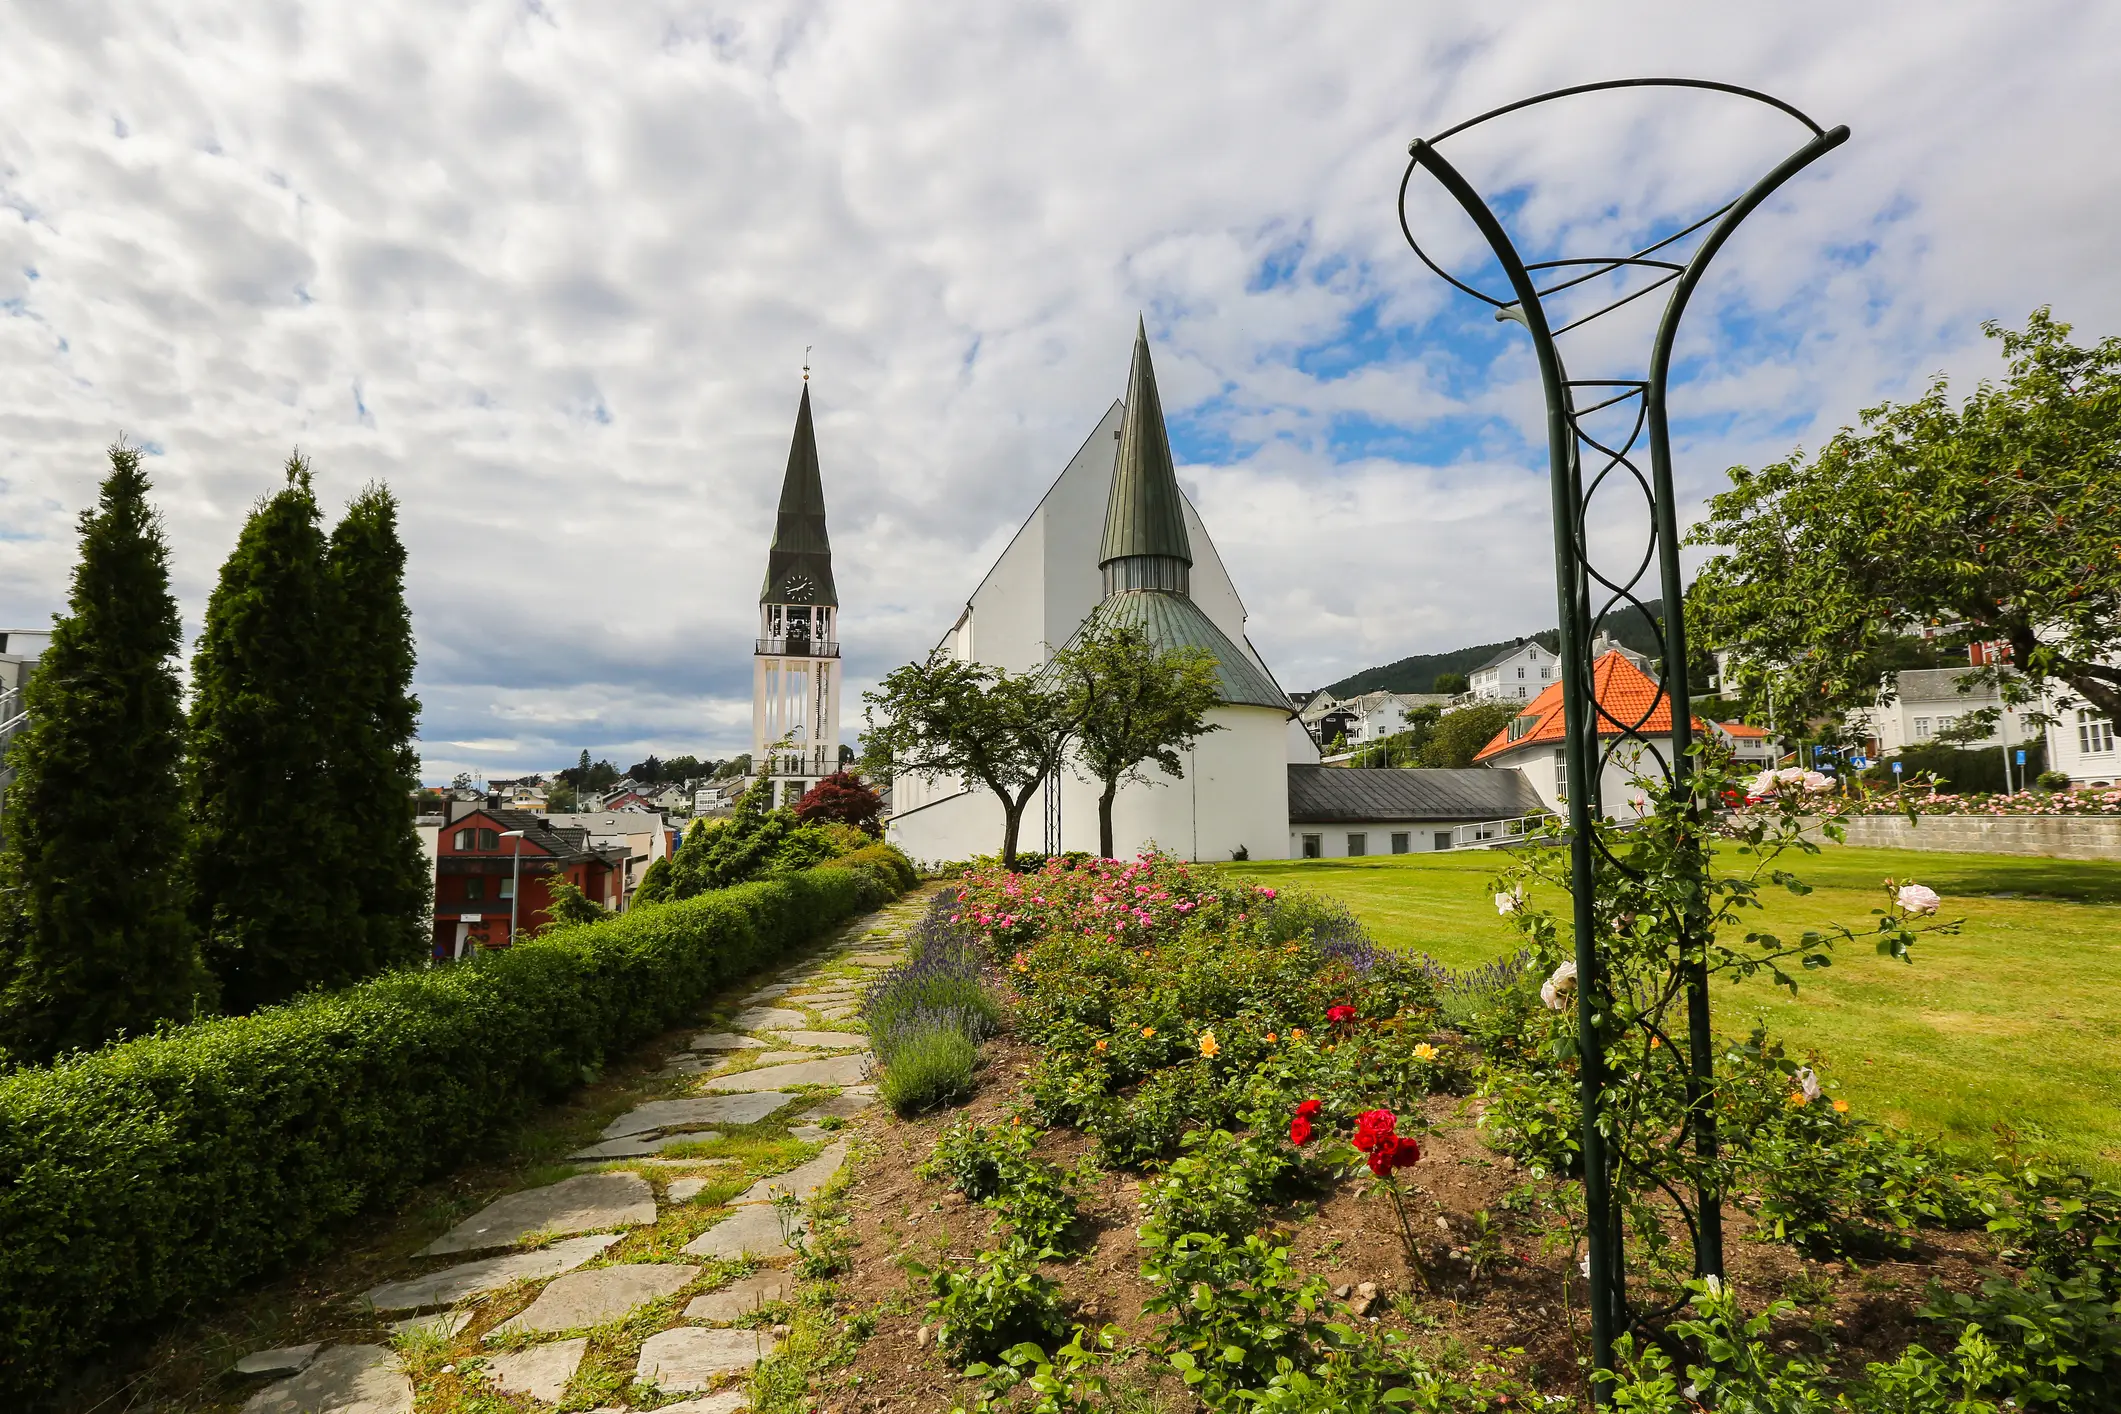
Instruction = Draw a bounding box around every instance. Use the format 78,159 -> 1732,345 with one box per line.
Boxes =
1052,705 -> 1291,863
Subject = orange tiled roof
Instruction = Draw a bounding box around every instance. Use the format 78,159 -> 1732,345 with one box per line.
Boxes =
1473,651 -> 1702,762
1716,720 -> 1770,739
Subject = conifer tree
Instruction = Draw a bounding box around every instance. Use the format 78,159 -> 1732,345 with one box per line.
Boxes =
189,455 -> 356,1011
326,484 -> 429,975
0,443 -> 208,1060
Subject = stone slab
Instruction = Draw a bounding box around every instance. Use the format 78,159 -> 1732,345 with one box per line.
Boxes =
420,1173 -> 655,1255
485,1337 -> 586,1403
492,1264 -> 701,1336
234,1344 -> 321,1376
787,1125 -> 832,1143
690,1032 -> 766,1051
680,1203 -> 805,1261
242,1345 -> 411,1414
844,952 -> 905,966
769,1030 -> 870,1050
739,1050 -> 811,1067
570,1131 -> 724,1161
730,1006 -> 806,1031
363,1233 -> 623,1311
637,1326 -> 779,1391
799,1094 -> 875,1121
601,1094 -> 789,1139
741,983 -> 792,1003
734,1142 -> 849,1206
701,1055 -> 869,1092
667,1176 -> 715,1204
684,1271 -> 793,1324
650,1395 -> 751,1414
388,1311 -> 473,1341
814,1005 -> 858,1020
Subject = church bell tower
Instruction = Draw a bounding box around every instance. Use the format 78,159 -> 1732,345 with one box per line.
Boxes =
752,377 -> 841,807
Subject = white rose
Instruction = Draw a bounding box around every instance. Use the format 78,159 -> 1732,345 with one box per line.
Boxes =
1897,882 -> 1941,915
1794,1066 -> 1822,1102
1748,769 -> 1779,797
1495,889 -> 1522,916
1540,960 -> 1578,1011
1801,771 -> 1833,792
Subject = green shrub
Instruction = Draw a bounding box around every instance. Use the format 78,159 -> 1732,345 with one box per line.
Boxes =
923,1240 -> 1070,1367
0,849 -> 911,1397
877,1022 -> 979,1114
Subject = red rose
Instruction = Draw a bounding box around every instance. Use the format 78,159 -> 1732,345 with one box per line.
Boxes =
1365,1134 -> 1421,1177
1352,1108 -> 1397,1154
1290,1098 -> 1322,1146
1326,1004 -> 1357,1024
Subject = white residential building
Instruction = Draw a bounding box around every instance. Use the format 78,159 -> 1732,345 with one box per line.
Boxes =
1849,668 -> 2045,760
1342,690 -> 1452,744
1466,634 -> 1646,706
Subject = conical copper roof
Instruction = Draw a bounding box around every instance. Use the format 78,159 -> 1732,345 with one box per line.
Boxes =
1098,318 -> 1192,569
759,383 -> 837,606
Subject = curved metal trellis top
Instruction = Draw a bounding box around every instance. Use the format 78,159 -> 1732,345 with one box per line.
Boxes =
1398,79 -> 1846,1396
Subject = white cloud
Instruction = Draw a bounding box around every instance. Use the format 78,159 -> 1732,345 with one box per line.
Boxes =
1,1 -> 2116,775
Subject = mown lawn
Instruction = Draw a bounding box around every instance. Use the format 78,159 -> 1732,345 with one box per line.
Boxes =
1225,843 -> 2121,1175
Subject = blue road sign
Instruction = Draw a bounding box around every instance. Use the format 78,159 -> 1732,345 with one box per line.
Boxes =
2016,749 -> 2027,765
1852,755 -> 1869,768
1892,760 -> 1904,775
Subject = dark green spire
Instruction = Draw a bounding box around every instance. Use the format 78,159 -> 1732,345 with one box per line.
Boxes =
1099,317 -> 1193,575
759,382 -> 838,606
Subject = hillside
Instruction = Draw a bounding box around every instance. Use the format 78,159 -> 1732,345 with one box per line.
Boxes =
1324,598 -> 1667,697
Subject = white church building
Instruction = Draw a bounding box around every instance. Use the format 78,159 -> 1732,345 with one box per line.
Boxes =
751,380 -> 843,808
889,322 -> 1320,864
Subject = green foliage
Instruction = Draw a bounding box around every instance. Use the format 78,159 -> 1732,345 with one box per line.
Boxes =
0,444 -> 209,1062
0,853 -> 907,1398
188,456 -> 359,1011
1861,742 -> 2046,796
537,877 -> 607,933
1049,621 -> 1224,859
877,1022 -> 979,1113
862,651 -> 1077,867
1415,699 -> 1520,768
325,483 -> 430,978
1143,1223 -> 1328,1409
633,854 -> 673,905
661,776 -> 852,900
925,1240 -> 1071,1367
1692,309 -> 2121,725
955,1326 -> 1125,1414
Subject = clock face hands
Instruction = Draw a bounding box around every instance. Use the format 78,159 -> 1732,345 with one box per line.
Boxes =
783,574 -> 816,602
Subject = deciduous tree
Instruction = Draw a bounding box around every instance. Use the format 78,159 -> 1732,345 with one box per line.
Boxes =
0,444 -> 209,1059
795,770 -> 884,835
862,654 -> 1076,868
1050,622 -> 1222,859
1691,311 -> 2121,724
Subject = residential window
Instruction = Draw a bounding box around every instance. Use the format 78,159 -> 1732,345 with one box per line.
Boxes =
1936,715 -> 1957,735
1518,686 -> 1527,699
1434,831 -> 1453,851
1347,833 -> 1367,857
1553,748 -> 1568,798
1390,832 -> 1410,855
452,828 -> 472,851
478,828 -> 500,850
1912,717 -> 1931,741
464,876 -> 485,903
498,877 -> 514,899
1540,667 -> 1551,679
2081,711 -> 2116,755
1517,667 -> 1526,679
1301,834 -> 1322,859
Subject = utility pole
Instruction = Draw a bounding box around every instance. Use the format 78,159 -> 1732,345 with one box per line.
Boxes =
500,829 -> 526,944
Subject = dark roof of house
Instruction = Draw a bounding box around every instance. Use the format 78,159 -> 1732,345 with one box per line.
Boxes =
760,382 -> 838,606
1474,638 -> 1533,671
1099,317 -> 1192,569
481,808 -> 595,859
1074,589 -> 1291,712
1287,764 -> 1545,824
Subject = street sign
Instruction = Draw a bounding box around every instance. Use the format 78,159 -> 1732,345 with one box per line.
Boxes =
1892,760 -> 1904,775
2016,750 -> 2027,765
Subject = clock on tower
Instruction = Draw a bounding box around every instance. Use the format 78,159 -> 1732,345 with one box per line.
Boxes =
752,380 -> 841,808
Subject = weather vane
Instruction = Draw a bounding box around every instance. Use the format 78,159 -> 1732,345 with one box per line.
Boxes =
803,346 -> 812,382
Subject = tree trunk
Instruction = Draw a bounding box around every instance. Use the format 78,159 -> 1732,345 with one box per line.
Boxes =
1098,781 -> 1118,860
999,798 -> 1022,870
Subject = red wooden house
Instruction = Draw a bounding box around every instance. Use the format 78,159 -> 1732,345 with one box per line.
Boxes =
432,804 -> 629,959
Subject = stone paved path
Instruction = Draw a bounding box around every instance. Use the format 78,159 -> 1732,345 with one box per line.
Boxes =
234,887 -> 926,1413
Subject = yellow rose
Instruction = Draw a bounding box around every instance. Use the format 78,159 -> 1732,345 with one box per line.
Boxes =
1412,1042 -> 1438,1061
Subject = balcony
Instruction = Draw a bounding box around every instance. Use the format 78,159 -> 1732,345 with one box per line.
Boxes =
755,637 -> 840,658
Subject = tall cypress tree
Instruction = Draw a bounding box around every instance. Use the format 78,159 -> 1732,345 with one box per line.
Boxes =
190,454 -> 356,1011
0,443 -> 208,1061
326,484 -> 429,974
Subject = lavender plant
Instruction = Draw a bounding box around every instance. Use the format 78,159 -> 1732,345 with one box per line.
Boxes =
866,892 -> 1002,1112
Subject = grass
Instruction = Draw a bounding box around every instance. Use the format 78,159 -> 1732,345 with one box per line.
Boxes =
1226,843 -> 2121,1175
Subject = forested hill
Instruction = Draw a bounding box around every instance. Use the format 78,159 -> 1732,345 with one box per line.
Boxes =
1323,598 -> 1667,697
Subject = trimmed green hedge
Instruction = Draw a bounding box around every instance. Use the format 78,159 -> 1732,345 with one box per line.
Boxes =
0,850 -> 911,1397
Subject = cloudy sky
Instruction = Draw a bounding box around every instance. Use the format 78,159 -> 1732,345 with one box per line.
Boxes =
3,3 -> 2117,783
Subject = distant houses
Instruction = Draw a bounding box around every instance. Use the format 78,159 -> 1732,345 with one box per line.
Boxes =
428,801 -> 638,959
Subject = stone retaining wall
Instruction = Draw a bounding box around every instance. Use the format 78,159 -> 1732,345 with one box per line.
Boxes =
1818,813 -> 2121,862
